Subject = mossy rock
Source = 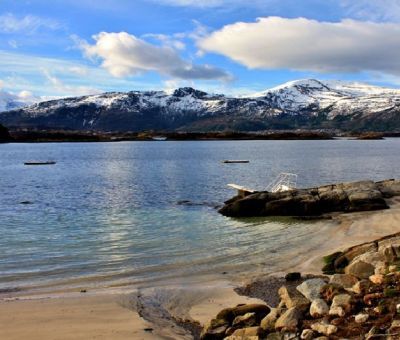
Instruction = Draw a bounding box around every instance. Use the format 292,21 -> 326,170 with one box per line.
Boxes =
322,251 -> 345,274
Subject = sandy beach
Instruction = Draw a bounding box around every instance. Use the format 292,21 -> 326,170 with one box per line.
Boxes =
2,199 -> 400,339
0,295 -> 160,340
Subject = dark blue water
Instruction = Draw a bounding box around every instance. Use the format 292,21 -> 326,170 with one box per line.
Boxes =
0,139 -> 399,292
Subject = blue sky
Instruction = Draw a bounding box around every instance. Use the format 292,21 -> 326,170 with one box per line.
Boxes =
1,0 -> 400,99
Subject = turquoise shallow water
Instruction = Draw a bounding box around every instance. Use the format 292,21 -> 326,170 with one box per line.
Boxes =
0,139 -> 399,292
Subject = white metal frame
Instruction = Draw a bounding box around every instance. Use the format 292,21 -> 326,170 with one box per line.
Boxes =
266,172 -> 298,193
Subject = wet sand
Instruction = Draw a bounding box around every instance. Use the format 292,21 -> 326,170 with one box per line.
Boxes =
2,199 -> 400,339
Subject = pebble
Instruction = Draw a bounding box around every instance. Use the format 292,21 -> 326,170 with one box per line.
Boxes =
369,274 -> 384,285
311,321 -> 338,336
355,313 -> 369,323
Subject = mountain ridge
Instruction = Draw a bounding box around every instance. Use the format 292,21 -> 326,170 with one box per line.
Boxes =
1,79 -> 400,132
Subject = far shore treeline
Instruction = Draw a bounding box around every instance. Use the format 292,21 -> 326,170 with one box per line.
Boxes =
0,125 -> 397,143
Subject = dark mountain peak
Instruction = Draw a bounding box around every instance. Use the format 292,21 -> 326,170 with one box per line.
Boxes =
172,87 -> 208,98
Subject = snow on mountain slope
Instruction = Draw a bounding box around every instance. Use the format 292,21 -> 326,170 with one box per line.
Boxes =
13,87 -> 256,122
2,80 -> 400,131
250,79 -> 400,118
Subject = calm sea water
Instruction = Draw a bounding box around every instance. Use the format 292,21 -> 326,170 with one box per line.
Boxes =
0,139 -> 399,292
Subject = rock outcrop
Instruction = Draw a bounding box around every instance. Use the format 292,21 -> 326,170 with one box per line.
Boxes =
0,124 -> 11,142
219,179 -> 400,217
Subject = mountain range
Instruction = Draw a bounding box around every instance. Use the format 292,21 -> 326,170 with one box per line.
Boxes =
1,79 -> 400,132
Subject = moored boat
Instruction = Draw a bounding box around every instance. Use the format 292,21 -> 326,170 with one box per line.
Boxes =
222,160 -> 249,163
24,161 -> 56,165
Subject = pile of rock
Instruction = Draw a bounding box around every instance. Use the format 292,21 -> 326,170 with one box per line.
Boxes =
201,233 -> 400,339
219,179 -> 400,217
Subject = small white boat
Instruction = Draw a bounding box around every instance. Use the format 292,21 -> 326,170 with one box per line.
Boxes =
152,136 -> 167,141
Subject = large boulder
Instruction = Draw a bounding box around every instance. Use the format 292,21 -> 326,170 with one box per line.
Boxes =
345,260 -> 375,279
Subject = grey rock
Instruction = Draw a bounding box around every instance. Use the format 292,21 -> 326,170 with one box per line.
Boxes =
231,326 -> 264,338
345,260 -> 375,279
329,274 -> 359,288
329,294 -> 352,316
278,286 -> 310,311
260,308 -> 280,332
296,278 -> 326,301
310,299 -> 329,318
275,307 -> 302,332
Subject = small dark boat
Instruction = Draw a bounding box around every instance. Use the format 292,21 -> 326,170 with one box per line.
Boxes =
24,161 -> 56,166
222,160 -> 249,164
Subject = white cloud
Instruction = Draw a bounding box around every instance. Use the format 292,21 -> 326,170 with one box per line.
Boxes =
0,13 -> 62,34
341,0 -> 400,22
79,31 -> 231,81
199,17 -> 400,76
42,69 -> 101,96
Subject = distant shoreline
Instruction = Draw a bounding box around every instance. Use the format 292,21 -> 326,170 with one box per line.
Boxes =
2,129 -> 398,143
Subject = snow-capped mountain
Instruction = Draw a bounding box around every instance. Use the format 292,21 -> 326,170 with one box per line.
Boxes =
1,79 -> 400,131
252,79 -> 400,119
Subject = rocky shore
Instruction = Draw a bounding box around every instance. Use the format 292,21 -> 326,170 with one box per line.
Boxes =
200,232 -> 400,339
219,179 -> 400,218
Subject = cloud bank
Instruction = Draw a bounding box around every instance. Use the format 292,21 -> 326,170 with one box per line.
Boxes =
80,32 -> 231,81
199,17 -> 400,75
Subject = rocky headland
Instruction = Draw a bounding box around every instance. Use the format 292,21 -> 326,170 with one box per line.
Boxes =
200,232 -> 400,339
219,179 -> 400,218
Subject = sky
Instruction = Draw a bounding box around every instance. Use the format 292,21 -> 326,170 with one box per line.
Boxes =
1,0 -> 400,100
